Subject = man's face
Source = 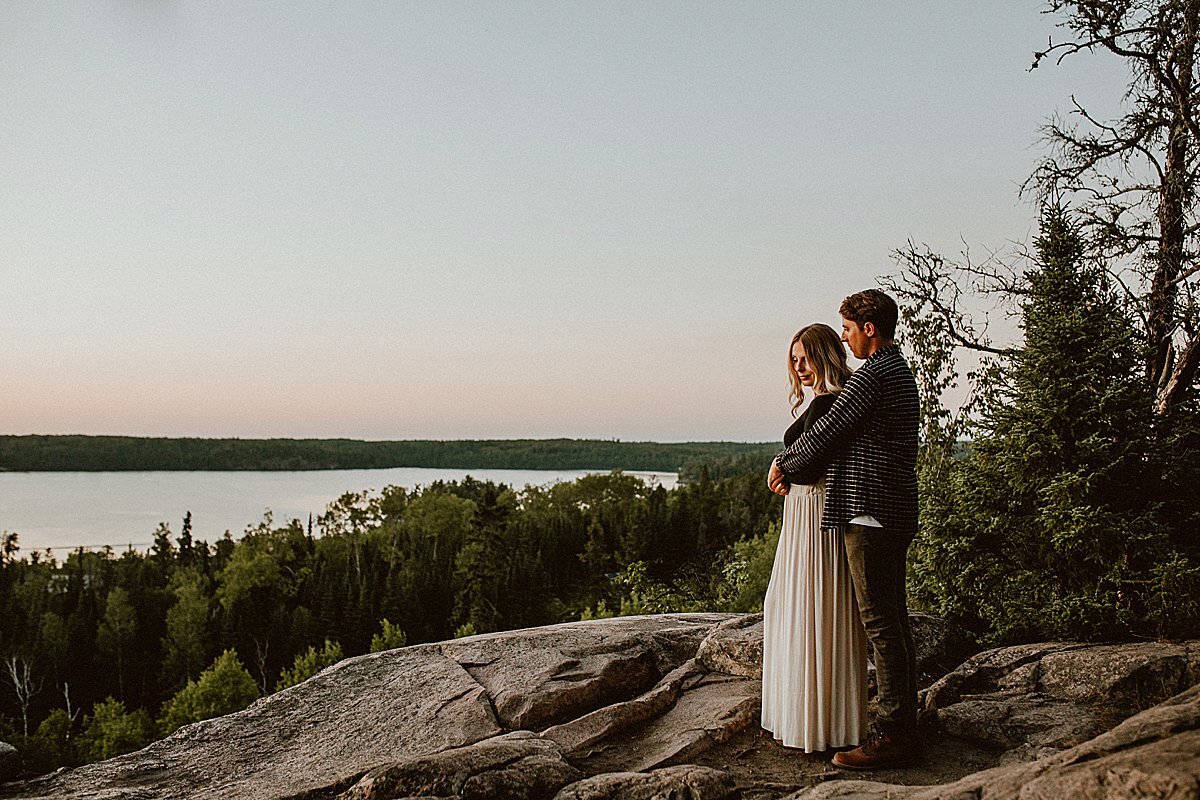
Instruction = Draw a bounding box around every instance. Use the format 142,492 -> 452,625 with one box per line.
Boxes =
840,317 -> 873,360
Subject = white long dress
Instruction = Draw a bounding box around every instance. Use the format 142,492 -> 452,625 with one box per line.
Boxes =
761,478 -> 868,752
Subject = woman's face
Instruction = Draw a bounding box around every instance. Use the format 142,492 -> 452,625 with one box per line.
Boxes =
791,340 -> 815,387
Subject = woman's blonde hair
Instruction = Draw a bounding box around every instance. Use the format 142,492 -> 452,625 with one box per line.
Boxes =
788,323 -> 852,414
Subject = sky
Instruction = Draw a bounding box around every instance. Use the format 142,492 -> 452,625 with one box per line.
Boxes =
0,2 -> 1130,442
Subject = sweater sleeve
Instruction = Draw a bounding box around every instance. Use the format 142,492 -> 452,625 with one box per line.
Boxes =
776,369 -> 881,481
783,393 -> 838,484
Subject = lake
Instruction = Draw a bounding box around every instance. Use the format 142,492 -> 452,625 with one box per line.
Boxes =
0,468 -> 679,553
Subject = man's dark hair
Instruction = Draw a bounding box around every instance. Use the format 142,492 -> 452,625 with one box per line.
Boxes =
839,289 -> 899,340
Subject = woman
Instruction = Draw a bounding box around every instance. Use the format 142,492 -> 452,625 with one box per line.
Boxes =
761,323 -> 868,753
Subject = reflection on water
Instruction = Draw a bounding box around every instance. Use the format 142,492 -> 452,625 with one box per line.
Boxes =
0,467 -> 678,553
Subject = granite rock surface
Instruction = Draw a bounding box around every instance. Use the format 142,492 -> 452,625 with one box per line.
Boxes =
0,744 -> 17,786
786,680 -> 1200,800
1,614 -> 1196,800
921,639 -> 1200,758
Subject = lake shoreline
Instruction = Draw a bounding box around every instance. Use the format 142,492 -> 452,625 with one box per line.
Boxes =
0,466 -> 679,553
0,434 -> 773,473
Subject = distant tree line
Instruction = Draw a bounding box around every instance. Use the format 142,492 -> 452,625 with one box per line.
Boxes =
0,436 -> 776,475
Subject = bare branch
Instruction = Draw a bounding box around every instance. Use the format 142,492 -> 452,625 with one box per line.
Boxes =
885,242 -> 1020,358
1106,267 -> 1151,326
5,655 -> 42,738
1031,28 -> 1159,70
1031,1 -> 1200,413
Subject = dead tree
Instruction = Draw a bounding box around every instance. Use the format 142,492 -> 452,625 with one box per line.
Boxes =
1029,0 -> 1200,414
4,655 -> 42,738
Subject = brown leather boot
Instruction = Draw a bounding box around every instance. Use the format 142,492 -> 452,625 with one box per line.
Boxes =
831,728 -> 918,770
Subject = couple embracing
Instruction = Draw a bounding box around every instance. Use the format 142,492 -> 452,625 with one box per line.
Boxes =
761,289 -> 921,770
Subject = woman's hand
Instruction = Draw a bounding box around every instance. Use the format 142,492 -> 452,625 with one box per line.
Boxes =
767,459 -> 789,496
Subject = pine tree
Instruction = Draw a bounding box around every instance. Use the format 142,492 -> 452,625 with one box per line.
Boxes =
919,206 -> 1165,641
452,486 -> 510,635
177,512 -> 195,569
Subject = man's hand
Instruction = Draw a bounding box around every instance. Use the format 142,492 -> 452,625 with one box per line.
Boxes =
768,459 -> 789,496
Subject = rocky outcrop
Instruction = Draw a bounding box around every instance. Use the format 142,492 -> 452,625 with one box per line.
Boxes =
438,617 -> 681,731
0,614 -> 734,800
1,614 -> 1197,800
340,731 -> 581,800
921,639 -> 1200,759
554,765 -> 737,799
698,614 -> 764,679
0,744 -> 17,785
864,612 -> 977,700
574,671 -> 761,775
3,639 -> 505,800
785,680 -> 1200,800
692,612 -> 976,690
908,612 -> 977,687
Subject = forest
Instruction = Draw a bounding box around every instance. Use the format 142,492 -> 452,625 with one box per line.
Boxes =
4,0 -> 1200,784
0,436 -> 775,477
0,466 -> 784,777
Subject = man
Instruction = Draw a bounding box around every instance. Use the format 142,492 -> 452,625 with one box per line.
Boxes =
767,288 -> 920,769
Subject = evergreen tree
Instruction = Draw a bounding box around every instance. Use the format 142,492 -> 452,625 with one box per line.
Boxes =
578,516 -> 612,592
150,523 -> 174,572
1030,0 -> 1200,415
177,512 -> 195,569
915,206 -> 1166,641
451,486 -> 511,635
1,531 -> 18,564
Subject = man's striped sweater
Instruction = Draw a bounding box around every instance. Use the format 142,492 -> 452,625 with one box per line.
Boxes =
776,343 -> 920,535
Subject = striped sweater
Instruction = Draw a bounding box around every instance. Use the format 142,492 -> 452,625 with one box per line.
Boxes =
775,343 -> 919,534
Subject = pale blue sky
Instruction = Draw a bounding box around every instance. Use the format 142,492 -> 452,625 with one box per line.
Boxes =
1,1 -> 1126,441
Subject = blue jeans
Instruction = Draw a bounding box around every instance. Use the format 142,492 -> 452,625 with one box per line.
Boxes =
844,524 -> 917,733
